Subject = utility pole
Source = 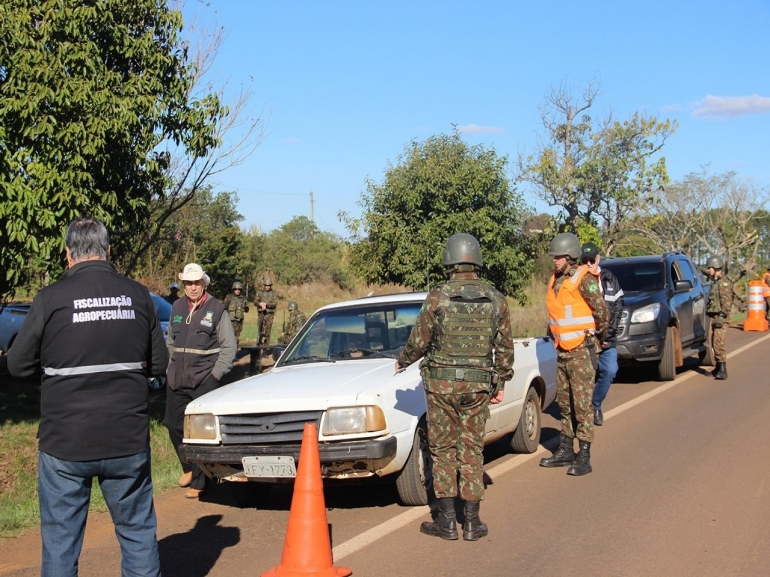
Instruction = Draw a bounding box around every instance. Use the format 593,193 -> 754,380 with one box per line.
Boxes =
309,191 -> 314,225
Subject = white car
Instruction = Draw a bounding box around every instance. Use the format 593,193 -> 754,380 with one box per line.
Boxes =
180,292 -> 557,506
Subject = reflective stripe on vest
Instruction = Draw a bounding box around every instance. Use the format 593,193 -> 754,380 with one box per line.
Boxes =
547,266 -> 597,351
170,347 -> 221,355
44,361 -> 147,376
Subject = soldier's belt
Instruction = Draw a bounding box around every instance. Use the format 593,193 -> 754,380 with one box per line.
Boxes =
429,367 -> 490,384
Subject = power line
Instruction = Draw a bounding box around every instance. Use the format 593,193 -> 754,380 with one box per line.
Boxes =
217,184 -> 307,197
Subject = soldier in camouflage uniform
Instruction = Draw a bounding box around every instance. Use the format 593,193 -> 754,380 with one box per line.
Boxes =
705,255 -> 733,380
222,281 -> 249,348
278,301 -> 307,345
396,233 -> 514,542
255,278 -> 277,345
540,233 -> 609,477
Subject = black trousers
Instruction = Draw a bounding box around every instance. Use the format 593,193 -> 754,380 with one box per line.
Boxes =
164,378 -> 220,490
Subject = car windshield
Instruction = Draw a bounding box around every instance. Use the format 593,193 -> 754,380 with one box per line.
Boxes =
279,301 -> 423,365
602,262 -> 665,292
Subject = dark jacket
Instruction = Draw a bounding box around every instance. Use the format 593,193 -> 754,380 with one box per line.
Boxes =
166,294 -> 235,390
599,267 -> 625,348
6,260 -> 168,461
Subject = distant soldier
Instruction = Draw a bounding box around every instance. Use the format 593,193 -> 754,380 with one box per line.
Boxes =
278,301 -> 307,345
255,277 -> 277,345
541,233 -> 609,477
164,282 -> 180,305
223,281 -> 249,347
705,256 -> 733,380
762,266 -> 770,320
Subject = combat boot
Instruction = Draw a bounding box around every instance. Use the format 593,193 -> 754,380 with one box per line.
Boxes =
567,441 -> 592,476
715,362 -> 727,380
462,500 -> 488,541
540,434 -> 575,468
420,497 -> 459,540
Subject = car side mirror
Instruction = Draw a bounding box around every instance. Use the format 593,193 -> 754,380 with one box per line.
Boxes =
272,346 -> 286,362
674,279 -> 693,293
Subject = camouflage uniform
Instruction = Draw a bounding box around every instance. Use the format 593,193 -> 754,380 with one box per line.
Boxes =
397,271 -> 514,501
222,293 -> 249,347
550,264 -> 610,443
255,288 -> 277,344
707,273 -> 733,362
279,309 -> 307,345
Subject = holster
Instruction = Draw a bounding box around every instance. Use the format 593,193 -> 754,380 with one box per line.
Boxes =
587,337 -> 599,371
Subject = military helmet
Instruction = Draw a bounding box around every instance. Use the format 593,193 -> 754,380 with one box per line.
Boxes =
549,233 -> 582,259
232,281 -> 244,290
263,277 -> 273,286
706,255 -> 723,270
442,233 -> 483,268
288,300 -> 298,311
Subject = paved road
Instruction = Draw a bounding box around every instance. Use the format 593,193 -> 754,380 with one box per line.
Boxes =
2,326 -> 768,576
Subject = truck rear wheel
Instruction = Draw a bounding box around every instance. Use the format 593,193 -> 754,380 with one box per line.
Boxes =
657,326 -> 677,381
510,387 -> 541,453
395,421 -> 432,506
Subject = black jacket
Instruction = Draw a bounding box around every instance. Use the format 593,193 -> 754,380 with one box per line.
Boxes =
6,260 -> 168,461
599,267 -> 625,348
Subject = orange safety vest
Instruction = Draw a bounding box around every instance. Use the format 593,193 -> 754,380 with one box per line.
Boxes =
547,266 -> 597,351
763,272 -> 770,298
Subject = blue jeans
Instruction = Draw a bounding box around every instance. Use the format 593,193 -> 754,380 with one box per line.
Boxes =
592,346 -> 618,410
38,449 -> 161,577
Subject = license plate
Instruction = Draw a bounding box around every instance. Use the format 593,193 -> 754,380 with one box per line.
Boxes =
242,456 -> 297,478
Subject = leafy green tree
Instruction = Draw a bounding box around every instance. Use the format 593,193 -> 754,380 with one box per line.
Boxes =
263,217 -> 351,288
516,80 -> 677,254
0,0 -> 224,298
341,132 -> 532,300
132,188 -> 244,297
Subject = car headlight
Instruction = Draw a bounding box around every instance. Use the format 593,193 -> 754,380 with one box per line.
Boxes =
322,406 -> 387,436
630,303 -> 661,324
184,414 -> 217,439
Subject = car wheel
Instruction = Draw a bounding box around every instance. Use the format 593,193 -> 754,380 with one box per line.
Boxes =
510,387 -> 541,454
657,326 -> 677,381
227,480 -> 273,508
395,420 -> 433,506
699,317 -> 715,367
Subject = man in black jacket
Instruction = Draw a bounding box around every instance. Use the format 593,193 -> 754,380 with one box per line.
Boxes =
3,218 -> 168,577
581,243 -> 624,426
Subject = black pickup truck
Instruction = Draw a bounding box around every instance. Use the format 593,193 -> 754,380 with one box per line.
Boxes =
601,252 -> 713,381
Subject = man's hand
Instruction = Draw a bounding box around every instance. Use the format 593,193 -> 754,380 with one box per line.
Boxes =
394,360 -> 405,375
259,302 -> 267,311
489,390 -> 504,404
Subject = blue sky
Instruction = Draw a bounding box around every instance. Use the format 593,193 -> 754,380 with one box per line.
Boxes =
184,0 -> 770,237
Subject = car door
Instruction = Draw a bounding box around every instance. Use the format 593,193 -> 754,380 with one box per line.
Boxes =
670,259 -> 695,344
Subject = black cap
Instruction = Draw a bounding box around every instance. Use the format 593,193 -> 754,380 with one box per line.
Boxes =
581,242 -> 600,262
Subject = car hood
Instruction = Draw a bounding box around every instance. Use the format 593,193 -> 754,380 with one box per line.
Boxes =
623,292 -> 666,309
186,359 -> 409,415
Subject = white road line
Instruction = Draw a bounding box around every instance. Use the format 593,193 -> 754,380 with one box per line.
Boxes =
332,330 -> 770,561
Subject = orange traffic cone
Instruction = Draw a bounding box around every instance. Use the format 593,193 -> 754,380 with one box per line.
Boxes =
261,423 -> 352,577
744,280 -> 769,331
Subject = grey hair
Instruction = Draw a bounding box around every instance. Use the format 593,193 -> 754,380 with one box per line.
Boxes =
65,218 -> 110,261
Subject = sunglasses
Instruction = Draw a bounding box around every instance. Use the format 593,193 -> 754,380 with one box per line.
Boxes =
581,258 -> 596,265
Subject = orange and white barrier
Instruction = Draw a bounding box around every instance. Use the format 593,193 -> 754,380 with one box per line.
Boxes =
743,280 -> 768,331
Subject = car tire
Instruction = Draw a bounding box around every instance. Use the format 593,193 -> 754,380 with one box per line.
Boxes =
395,421 -> 433,507
657,326 -> 677,381
510,387 -> 541,454
227,481 -> 273,508
699,317 -> 715,367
